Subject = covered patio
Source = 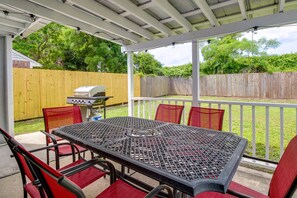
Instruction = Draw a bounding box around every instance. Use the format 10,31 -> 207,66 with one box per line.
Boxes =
1,0 -> 297,197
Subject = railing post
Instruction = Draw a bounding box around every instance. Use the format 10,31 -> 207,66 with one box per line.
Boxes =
192,40 -> 200,106
127,51 -> 134,117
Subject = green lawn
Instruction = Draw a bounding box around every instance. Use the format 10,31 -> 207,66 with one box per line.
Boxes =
14,95 -> 297,161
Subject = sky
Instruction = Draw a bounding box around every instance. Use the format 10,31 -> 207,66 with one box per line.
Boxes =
148,25 -> 297,67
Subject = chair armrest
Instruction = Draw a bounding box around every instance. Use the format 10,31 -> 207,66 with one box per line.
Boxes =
29,142 -> 80,168
227,189 -> 254,198
60,157 -> 116,185
29,142 -> 80,155
145,185 -> 173,198
40,130 -> 58,144
243,154 -> 278,165
10,142 -> 80,159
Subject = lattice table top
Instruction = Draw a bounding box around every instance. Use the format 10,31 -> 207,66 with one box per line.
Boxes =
53,116 -> 247,196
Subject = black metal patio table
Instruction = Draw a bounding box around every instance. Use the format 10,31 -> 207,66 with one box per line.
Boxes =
53,116 -> 247,197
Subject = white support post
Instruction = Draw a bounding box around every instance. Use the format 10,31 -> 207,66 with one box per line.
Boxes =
127,51 -> 134,116
0,36 -> 14,141
192,40 -> 200,106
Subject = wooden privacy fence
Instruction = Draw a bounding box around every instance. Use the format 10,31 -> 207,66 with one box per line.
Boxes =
14,68 -> 140,121
141,76 -> 170,97
141,72 -> 297,99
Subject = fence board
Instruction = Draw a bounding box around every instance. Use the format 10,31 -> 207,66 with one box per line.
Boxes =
14,68 -> 140,121
141,72 -> 297,100
141,76 -> 170,97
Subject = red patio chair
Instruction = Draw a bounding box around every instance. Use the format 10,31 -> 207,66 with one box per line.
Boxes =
42,106 -> 89,169
13,138 -> 173,198
195,135 -> 297,198
155,104 -> 184,124
0,128 -> 106,198
1,128 -> 44,198
187,107 -> 225,131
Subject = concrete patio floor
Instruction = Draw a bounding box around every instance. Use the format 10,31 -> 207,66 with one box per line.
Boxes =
0,132 -> 272,197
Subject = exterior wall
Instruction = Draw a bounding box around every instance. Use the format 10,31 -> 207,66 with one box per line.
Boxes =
13,60 -> 30,68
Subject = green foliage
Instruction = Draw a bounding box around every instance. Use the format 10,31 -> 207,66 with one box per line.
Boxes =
14,23 -> 297,76
160,63 -> 192,77
266,53 -> 297,72
133,52 -> 162,75
201,33 -> 280,74
13,22 -> 127,73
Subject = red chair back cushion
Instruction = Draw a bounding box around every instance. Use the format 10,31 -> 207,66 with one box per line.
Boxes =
269,136 -> 297,198
0,129 -> 35,182
43,106 -> 83,143
187,107 -> 225,131
18,146 -> 79,198
155,104 -> 184,124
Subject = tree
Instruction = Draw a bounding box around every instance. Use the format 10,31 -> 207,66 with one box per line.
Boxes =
13,22 -> 127,73
201,33 -> 280,74
160,63 -> 192,77
13,23 -> 64,69
133,52 -> 162,75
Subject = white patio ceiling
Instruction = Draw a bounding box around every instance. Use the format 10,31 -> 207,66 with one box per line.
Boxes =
1,0 -> 297,51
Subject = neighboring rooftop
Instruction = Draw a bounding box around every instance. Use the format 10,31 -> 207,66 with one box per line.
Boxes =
12,50 -> 42,68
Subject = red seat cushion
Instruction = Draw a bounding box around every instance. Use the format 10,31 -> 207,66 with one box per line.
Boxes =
195,181 -> 268,198
96,179 -> 147,198
49,144 -> 87,155
58,158 -> 106,189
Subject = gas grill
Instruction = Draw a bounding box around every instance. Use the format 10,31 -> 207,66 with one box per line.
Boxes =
67,86 -> 112,121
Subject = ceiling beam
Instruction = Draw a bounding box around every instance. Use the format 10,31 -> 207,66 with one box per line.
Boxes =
67,0 -> 154,40
109,0 -> 172,36
125,9 -> 297,52
192,0 -> 219,26
20,18 -> 43,37
0,24 -> 19,34
0,0 -> 123,45
28,0 -> 140,43
155,0 -> 296,37
0,4 -> 32,23
238,0 -> 247,20
0,29 -> 13,36
120,2 -> 153,17
0,17 -> 25,29
279,0 -> 285,12
142,0 -> 238,28
152,0 -> 193,32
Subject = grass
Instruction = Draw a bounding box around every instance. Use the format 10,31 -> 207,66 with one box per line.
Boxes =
14,104 -> 130,135
14,95 -> 297,161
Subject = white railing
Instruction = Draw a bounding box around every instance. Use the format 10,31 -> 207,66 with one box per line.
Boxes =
131,97 -> 297,167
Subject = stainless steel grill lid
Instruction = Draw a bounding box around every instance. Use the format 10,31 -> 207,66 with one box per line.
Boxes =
73,86 -> 105,97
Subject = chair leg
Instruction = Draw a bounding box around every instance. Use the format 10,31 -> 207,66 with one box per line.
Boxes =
72,152 -> 75,162
46,149 -> 50,165
121,165 -> 125,177
55,153 -> 60,170
23,188 -> 28,198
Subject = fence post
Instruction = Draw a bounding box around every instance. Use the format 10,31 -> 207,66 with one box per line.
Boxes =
192,40 -> 200,106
